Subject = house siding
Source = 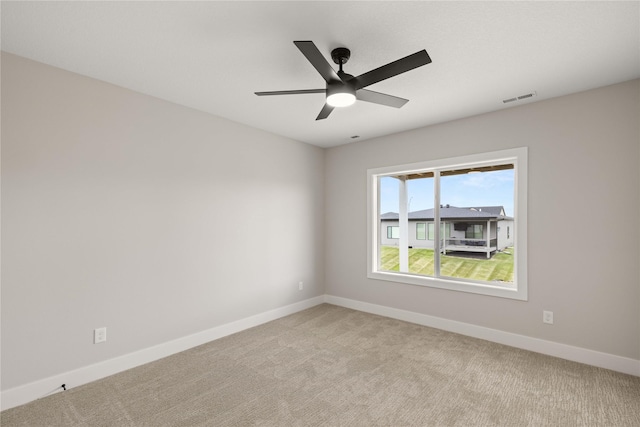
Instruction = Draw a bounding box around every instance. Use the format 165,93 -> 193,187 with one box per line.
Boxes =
381,219 -> 514,251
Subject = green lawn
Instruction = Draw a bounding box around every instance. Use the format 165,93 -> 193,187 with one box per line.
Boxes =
380,246 -> 514,283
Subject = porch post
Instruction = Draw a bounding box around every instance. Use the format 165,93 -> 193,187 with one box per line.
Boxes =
442,221 -> 446,255
398,176 -> 409,272
486,219 -> 491,259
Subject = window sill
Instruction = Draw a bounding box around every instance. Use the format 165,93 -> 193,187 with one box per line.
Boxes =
368,270 -> 526,301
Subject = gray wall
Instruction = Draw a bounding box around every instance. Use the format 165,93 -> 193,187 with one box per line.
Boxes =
325,79 -> 640,359
1,53 -> 325,390
2,51 -> 639,394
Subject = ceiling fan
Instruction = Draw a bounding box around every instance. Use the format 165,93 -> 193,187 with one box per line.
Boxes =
255,41 -> 432,120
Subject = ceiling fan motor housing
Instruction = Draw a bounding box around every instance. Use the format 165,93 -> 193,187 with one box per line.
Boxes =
328,47 -> 356,107
331,47 -> 351,65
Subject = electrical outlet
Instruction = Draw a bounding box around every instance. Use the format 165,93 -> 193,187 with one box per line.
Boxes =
298,281 -> 304,291
543,311 -> 554,325
94,327 -> 107,344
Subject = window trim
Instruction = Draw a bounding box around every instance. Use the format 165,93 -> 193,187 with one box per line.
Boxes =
367,147 -> 528,301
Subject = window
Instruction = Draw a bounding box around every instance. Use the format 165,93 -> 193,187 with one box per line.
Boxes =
367,147 -> 528,300
427,223 -> 448,240
466,224 -> 483,239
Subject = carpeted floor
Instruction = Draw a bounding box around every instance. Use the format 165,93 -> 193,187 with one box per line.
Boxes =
2,303 -> 640,426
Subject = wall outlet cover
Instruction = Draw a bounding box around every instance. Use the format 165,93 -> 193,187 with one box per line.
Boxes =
94,327 -> 107,344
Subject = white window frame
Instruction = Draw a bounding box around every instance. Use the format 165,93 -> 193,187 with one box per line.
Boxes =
367,147 -> 528,300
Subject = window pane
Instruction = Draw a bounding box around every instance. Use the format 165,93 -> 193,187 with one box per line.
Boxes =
377,175 -> 435,275
439,166 -> 515,283
406,177 -> 434,276
378,177 -> 400,271
465,224 -> 483,239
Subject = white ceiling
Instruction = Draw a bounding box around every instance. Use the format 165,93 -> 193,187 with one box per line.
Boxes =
2,1 -> 639,148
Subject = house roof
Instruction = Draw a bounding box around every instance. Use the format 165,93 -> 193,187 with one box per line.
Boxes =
380,206 -> 512,221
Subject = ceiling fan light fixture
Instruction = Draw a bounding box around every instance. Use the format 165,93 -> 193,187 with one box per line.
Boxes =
327,92 -> 356,107
326,84 -> 356,107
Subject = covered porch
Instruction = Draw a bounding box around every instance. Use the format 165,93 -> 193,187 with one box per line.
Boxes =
442,238 -> 498,259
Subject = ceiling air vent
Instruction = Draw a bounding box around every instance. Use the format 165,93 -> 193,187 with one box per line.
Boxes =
503,91 -> 537,104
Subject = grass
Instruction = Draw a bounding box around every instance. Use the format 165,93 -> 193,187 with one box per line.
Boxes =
380,246 -> 514,283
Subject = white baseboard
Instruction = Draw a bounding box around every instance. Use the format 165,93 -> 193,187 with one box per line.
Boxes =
324,295 -> 640,377
4,294 -> 638,411
1,296 -> 325,411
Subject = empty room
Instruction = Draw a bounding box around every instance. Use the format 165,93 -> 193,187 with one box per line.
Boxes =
1,1 -> 639,426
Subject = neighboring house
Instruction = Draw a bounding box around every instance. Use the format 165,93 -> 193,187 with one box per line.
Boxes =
380,205 -> 514,258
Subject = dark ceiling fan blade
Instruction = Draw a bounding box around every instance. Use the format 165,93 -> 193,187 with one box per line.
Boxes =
354,50 -> 432,90
255,89 -> 325,96
315,103 -> 334,120
294,41 -> 341,84
356,89 -> 409,108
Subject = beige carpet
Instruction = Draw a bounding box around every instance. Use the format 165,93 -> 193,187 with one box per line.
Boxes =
2,304 -> 640,426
